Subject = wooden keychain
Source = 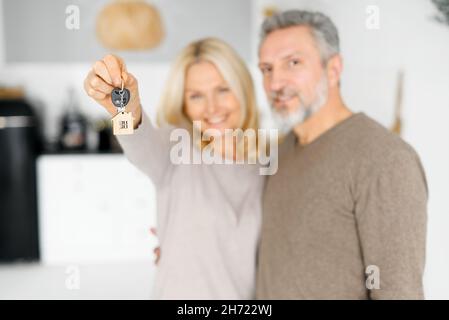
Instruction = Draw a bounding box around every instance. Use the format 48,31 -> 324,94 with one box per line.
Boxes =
111,79 -> 134,135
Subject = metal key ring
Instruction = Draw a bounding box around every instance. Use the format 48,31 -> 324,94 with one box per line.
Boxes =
118,78 -> 124,94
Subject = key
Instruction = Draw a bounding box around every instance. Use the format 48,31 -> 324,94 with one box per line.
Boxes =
111,88 -> 130,109
111,80 -> 134,135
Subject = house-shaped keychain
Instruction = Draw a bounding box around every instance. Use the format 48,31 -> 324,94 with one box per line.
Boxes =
111,111 -> 134,135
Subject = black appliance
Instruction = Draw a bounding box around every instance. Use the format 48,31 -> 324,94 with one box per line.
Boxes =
0,98 -> 41,262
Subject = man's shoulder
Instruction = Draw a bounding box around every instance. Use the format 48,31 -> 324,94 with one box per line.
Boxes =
344,113 -> 425,187
347,113 -> 418,160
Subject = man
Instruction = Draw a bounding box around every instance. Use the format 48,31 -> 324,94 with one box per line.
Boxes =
256,10 -> 428,299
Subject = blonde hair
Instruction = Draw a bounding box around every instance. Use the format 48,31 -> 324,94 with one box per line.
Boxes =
156,38 -> 260,159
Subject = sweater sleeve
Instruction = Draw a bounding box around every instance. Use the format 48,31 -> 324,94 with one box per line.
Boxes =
115,110 -> 173,186
354,148 -> 428,300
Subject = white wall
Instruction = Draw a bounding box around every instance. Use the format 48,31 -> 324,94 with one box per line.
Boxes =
0,0 -> 4,68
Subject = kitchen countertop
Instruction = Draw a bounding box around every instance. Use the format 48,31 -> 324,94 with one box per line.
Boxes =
0,261 -> 155,300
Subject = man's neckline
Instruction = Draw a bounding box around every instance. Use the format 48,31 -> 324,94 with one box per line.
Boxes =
285,112 -> 365,150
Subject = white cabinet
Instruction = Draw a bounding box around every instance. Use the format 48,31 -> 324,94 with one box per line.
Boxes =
37,154 -> 157,264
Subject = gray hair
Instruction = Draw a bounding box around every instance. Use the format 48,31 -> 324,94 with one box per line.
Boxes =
260,10 -> 340,64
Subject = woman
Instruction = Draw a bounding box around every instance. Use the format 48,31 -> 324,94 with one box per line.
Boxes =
84,38 -> 265,299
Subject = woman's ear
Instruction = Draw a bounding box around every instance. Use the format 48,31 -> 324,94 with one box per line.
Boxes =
326,54 -> 343,88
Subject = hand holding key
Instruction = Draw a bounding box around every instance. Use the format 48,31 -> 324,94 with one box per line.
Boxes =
84,54 -> 142,129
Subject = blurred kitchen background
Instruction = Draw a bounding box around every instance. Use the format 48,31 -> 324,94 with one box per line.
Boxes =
0,0 -> 448,299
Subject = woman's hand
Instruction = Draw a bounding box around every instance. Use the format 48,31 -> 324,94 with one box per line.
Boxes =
150,227 -> 161,265
84,54 -> 142,128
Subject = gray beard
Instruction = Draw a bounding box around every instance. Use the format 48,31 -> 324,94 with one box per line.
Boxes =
270,76 -> 328,136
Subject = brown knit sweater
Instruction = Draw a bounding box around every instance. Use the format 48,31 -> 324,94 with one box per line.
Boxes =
256,113 -> 428,299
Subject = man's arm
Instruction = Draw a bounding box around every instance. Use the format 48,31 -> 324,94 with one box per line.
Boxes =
354,148 -> 428,299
